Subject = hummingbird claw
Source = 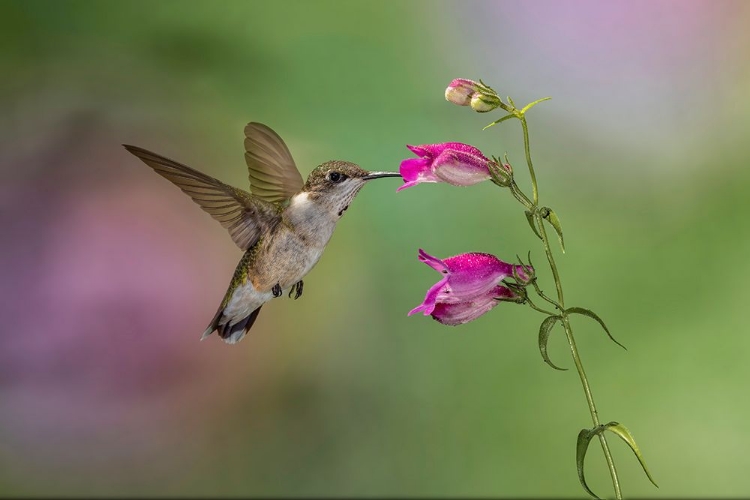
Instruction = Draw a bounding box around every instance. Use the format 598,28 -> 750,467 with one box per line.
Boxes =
289,280 -> 304,300
272,283 -> 283,298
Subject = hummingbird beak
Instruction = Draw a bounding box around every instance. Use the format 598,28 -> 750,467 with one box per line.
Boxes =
362,172 -> 402,181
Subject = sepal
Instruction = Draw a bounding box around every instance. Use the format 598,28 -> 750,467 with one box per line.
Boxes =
488,157 -> 513,187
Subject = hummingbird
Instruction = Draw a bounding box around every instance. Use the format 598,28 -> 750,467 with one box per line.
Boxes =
124,123 -> 400,344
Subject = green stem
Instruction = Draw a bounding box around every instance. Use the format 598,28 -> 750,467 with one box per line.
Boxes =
513,111 -> 621,498
525,295 -> 556,316
519,117 -> 539,205
509,180 -> 534,210
534,210 -> 622,500
531,281 -> 561,310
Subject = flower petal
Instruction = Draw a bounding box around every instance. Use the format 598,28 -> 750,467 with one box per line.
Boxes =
408,275 -> 449,316
432,149 -> 492,187
442,252 -> 514,301
431,285 -> 514,326
417,248 -> 449,274
406,144 -> 431,157
396,180 -> 421,192
398,157 -> 440,191
432,142 -> 487,158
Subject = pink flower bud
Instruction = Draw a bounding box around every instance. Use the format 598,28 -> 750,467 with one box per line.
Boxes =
445,78 -> 479,106
470,93 -> 501,113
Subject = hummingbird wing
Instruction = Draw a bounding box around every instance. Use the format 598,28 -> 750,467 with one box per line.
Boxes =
244,122 -> 304,204
124,145 -> 280,250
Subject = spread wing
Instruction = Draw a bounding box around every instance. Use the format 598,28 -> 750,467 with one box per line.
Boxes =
244,122 -> 304,203
124,145 -> 279,250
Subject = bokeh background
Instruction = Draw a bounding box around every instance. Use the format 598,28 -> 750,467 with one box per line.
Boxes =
2,0 -> 749,497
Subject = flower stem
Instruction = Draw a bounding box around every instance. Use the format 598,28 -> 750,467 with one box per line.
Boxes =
531,281 -> 561,310
536,212 -> 621,498
520,115 -> 622,499
509,180 -> 534,210
519,117 -> 539,205
525,294 -> 556,316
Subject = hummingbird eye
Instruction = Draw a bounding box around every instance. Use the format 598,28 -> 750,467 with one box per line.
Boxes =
327,171 -> 346,183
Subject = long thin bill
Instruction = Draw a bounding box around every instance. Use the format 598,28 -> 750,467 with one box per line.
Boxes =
363,171 -> 402,180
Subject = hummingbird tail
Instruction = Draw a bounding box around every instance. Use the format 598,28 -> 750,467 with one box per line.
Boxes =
200,305 -> 263,345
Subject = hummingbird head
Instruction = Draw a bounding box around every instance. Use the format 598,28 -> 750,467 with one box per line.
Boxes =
302,161 -> 400,218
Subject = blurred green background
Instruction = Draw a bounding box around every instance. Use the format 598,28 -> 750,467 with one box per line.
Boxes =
2,0 -> 749,497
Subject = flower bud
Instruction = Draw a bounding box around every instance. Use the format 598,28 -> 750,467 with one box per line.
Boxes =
470,93 -> 502,113
444,78 -> 479,106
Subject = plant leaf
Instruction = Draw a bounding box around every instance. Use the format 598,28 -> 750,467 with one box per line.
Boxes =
483,113 -> 515,130
576,428 -> 601,499
520,96 -> 552,114
603,422 -> 659,488
566,307 -> 626,350
538,315 -> 566,370
525,210 -> 542,239
543,207 -> 565,253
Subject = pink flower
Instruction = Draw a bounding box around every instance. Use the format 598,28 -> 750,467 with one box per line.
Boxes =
408,249 -> 531,326
397,142 -> 494,192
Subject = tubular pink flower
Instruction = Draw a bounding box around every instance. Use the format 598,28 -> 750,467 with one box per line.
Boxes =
408,249 -> 531,325
397,142 -> 493,192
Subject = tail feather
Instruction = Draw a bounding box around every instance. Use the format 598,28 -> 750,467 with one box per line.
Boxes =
200,308 -> 223,341
200,306 -> 263,345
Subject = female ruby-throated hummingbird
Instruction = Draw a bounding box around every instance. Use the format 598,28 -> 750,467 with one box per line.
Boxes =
124,123 -> 400,344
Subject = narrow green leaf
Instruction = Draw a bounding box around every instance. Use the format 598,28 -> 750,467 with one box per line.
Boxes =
520,96 -> 552,114
603,422 -> 659,488
539,315 -> 566,370
566,307 -> 626,350
543,208 -> 565,253
576,428 -> 602,499
525,210 -> 542,239
483,113 -> 515,130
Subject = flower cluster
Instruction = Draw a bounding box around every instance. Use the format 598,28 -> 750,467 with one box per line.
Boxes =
396,88 -> 526,325
397,92 -> 533,325
396,77 -> 653,500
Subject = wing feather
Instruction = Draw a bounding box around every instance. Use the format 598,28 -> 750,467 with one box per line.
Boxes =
123,145 -> 279,250
244,122 -> 304,203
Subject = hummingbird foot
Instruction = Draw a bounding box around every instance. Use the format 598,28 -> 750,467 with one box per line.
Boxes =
272,283 -> 283,298
289,280 -> 304,300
